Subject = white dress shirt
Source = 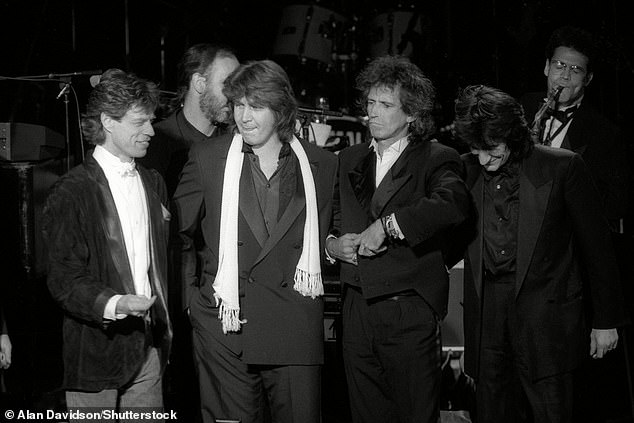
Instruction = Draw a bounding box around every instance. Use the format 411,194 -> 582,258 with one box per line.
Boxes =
370,136 -> 407,239
542,97 -> 583,148
93,145 -> 152,319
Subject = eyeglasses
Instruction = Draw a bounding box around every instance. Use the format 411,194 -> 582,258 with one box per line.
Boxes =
550,59 -> 586,77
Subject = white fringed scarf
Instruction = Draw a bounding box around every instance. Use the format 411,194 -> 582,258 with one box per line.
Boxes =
214,133 -> 323,333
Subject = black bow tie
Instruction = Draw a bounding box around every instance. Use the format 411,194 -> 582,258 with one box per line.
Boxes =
546,106 -> 578,123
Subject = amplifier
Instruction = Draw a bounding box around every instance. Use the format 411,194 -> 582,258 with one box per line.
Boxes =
0,122 -> 65,161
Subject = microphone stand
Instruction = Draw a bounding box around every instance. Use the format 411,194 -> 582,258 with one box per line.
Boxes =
56,78 -> 73,171
297,112 -> 312,142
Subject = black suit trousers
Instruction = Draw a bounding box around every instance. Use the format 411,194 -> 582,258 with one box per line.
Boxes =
342,286 -> 442,423
477,277 -> 573,423
189,293 -> 321,423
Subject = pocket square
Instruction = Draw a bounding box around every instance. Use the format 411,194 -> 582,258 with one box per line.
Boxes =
161,204 -> 171,221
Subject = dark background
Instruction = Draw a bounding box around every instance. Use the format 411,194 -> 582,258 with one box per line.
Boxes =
1,0 -> 633,137
1,0 -> 634,421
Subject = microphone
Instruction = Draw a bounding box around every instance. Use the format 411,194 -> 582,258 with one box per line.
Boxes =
47,70 -> 103,78
298,106 -> 343,117
56,83 -> 71,100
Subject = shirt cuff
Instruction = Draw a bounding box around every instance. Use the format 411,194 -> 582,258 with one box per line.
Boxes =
325,234 -> 337,264
104,294 -> 126,320
390,213 -> 406,240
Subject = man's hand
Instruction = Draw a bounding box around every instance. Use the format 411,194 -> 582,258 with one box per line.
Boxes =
357,219 -> 388,257
326,233 -> 361,265
590,328 -> 619,359
0,334 -> 12,369
115,295 -> 156,317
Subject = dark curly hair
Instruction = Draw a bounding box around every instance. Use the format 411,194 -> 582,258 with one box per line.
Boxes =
223,60 -> 297,143
81,68 -> 159,145
453,85 -> 532,161
355,55 -> 436,141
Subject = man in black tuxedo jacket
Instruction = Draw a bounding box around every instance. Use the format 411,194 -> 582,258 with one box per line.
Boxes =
326,56 -> 472,423
455,84 -> 628,423
520,25 -> 628,229
521,26 -> 632,421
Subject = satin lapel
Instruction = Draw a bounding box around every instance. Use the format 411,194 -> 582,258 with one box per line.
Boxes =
238,159 -> 268,248
253,157 -> 317,268
466,167 -> 484,299
138,167 -> 171,334
370,143 -> 415,219
516,155 -> 552,297
85,156 -> 135,295
565,107 -> 589,155
348,149 -> 375,219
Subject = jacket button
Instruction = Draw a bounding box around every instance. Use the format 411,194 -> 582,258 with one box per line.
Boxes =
281,282 -> 288,287
237,241 -> 244,246
248,277 -> 255,283
294,244 -> 302,249
354,276 -> 360,282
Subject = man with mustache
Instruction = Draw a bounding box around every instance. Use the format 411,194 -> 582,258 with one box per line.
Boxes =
140,43 -> 239,196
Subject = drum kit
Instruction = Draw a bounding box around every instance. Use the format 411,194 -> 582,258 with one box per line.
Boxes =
272,2 -> 425,148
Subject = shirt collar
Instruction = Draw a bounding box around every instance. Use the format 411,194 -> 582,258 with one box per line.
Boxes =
369,135 -> 410,155
242,140 -> 292,158
93,145 -> 137,177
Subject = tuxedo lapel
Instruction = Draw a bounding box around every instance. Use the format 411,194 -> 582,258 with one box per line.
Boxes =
565,105 -> 589,155
138,167 -> 171,334
466,165 -> 484,299
370,143 -> 415,219
85,156 -> 136,295
239,159 -> 268,248
348,149 -> 375,219
516,153 -> 552,297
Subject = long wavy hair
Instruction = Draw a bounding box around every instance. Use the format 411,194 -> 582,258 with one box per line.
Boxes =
223,60 -> 298,143
355,55 -> 436,142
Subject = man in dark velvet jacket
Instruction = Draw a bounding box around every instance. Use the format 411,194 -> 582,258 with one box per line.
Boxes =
44,69 -> 172,417
455,85 -> 627,423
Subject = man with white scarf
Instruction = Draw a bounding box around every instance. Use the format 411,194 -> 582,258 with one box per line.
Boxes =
173,60 -> 338,423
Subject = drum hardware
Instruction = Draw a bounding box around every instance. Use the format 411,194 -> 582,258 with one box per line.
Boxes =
387,12 -> 395,55
273,4 -> 347,67
297,105 -> 343,144
297,5 -> 314,60
368,9 -> 424,59
396,12 -> 420,55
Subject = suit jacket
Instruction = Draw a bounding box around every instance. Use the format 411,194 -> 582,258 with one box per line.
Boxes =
462,145 -> 628,382
44,153 -> 172,391
521,92 -> 629,222
334,138 -> 472,318
173,134 -> 338,365
138,109 -> 230,197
